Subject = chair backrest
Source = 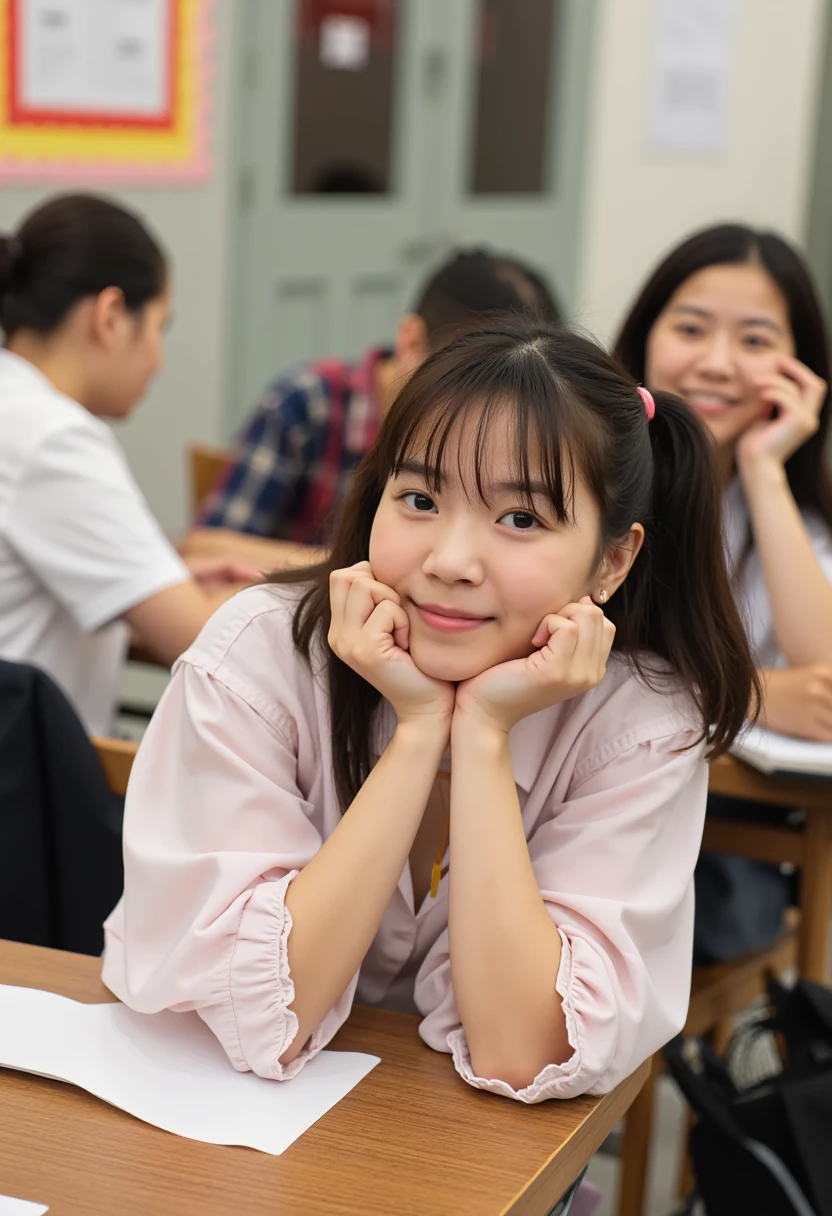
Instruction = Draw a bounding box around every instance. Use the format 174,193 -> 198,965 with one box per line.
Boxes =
92,736 -> 139,796
188,442 -> 231,516
0,660 -> 129,953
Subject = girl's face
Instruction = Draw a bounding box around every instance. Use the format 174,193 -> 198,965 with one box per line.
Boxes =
369,422 -> 609,683
94,286 -> 171,419
645,263 -> 795,450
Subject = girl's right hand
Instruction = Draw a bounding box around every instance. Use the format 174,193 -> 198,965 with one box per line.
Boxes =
328,562 -> 456,729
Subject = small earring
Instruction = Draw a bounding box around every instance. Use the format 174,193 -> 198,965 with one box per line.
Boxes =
597,589 -> 608,604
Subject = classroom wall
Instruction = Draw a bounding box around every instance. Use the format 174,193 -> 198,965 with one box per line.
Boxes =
0,0 -> 827,534
0,1 -> 238,536
575,0 -> 828,344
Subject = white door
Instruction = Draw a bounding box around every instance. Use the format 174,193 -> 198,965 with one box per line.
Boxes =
227,0 -> 595,433
431,0 -> 595,312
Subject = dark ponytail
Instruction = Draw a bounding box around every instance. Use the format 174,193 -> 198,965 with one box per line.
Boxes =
0,193 -> 166,339
606,390 -> 760,756
269,319 -> 759,808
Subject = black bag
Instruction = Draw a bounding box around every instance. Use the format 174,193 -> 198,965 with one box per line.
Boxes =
663,978 -> 832,1216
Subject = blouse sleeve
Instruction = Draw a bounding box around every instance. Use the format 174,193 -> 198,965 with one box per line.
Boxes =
416,722 -> 708,1102
101,657 -> 359,1080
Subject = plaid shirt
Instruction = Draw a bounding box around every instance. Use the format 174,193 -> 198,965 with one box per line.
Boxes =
199,347 -> 387,546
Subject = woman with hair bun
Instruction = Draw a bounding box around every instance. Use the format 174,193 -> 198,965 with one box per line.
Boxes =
0,194 -> 257,734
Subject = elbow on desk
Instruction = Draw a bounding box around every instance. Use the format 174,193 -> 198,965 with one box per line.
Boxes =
467,1039 -> 569,1094
463,1007 -> 574,1093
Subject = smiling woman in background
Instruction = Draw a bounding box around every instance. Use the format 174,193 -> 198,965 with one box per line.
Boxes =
614,223 -> 832,961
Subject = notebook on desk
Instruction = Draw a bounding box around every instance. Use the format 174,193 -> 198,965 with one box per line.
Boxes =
731,725 -> 832,778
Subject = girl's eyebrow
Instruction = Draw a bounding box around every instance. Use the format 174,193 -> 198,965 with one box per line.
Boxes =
394,459 -> 548,499
670,303 -> 783,333
493,478 -> 550,498
395,459 -> 443,483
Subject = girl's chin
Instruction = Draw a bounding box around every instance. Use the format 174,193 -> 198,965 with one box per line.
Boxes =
408,642 -> 496,684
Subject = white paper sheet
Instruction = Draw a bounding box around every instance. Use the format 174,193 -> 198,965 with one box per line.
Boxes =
0,986 -> 379,1155
0,1199 -> 48,1215
731,724 -> 832,777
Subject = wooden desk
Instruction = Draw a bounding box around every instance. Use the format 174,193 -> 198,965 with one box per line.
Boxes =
0,940 -> 647,1216
706,755 -> 832,983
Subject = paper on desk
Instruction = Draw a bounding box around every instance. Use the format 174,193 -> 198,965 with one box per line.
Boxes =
731,724 -> 832,777
0,1199 -> 48,1215
0,986 -> 379,1155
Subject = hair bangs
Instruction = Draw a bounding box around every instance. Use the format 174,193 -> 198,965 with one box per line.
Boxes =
383,347 -> 593,524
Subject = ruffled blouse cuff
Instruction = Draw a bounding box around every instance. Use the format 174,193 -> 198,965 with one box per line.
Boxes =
200,870 -> 335,1080
448,931 -> 592,1104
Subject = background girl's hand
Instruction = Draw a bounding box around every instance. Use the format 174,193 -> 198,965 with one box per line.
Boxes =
454,598 -> 615,734
760,664 -> 832,742
328,562 -> 455,728
185,554 -> 262,590
737,355 -> 826,471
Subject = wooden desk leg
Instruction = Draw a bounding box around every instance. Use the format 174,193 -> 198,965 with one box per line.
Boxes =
617,1055 -> 658,1216
800,807 -> 832,983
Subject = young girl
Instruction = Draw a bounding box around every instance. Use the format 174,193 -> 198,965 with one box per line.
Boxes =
614,223 -> 832,960
103,319 -> 756,1104
0,194 -> 258,736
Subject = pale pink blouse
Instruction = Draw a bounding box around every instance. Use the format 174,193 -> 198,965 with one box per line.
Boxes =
102,585 -> 708,1103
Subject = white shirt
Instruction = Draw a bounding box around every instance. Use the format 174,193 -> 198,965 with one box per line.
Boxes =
723,475 -> 832,668
0,350 -> 189,734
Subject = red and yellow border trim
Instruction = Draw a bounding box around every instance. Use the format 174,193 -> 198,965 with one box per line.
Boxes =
0,0 -> 212,181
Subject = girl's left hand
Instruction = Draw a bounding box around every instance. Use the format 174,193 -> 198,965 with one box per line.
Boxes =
454,598 -> 615,734
737,355 -> 826,471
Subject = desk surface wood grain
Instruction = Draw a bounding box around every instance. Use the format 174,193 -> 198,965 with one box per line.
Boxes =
0,939 -> 646,1216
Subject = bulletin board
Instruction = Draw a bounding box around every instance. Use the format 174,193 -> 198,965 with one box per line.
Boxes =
0,0 -> 213,182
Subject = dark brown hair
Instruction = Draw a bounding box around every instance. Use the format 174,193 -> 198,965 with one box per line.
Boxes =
614,223 -> 832,531
0,193 -> 166,339
412,247 -> 561,347
272,317 -> 759,809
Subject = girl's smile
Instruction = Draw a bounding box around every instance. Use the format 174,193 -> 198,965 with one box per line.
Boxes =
410,600 -> 494,633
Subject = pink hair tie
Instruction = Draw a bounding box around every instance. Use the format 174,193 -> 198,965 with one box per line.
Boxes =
638,386 -> 656,420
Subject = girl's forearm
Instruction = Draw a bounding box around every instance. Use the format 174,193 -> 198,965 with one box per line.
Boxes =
448,714 -> 570,1089
281,719 -> 447,1063
742,460 -> 832,664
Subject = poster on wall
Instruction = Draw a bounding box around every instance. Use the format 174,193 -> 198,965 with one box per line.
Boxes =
0,0 -> 213,182
648,0 -> 736,154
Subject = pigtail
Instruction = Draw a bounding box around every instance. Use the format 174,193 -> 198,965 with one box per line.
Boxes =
607,391 -> 760,756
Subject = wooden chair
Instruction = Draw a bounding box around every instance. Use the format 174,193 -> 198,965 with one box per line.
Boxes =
616,752 -> 832,1216
188,442 -> 232,516
91,735 -> 139,796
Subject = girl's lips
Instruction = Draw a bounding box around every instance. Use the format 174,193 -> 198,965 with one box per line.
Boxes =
414,604 -> 491,633
683,393 -> 736,416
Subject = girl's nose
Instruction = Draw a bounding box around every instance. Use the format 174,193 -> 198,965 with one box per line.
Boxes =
422,523 -> 485,584
696,332 -> 735,378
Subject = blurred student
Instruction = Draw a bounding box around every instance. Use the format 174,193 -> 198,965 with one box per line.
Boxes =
0,194 -> 259,736
614,223 -> 832,960
195,248 -> 561,547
